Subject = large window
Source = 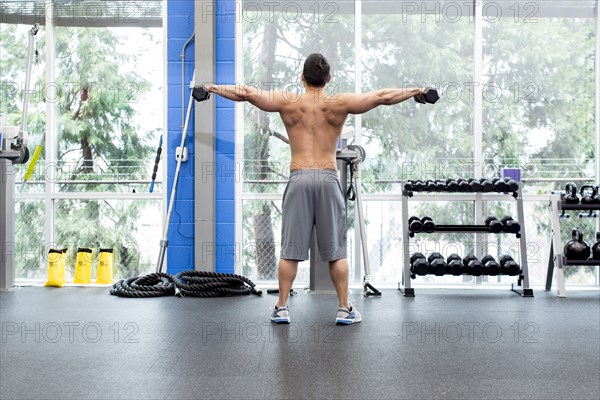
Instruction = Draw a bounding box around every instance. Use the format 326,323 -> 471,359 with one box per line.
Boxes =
241,2 -> 356,280
1,3 -> 163,283
239,1 -> 599,286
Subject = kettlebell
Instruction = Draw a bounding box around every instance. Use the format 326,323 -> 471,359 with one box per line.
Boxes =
562,182 -> 579,204
563,228 -> 591,260
580,185 -> 600,204
592,232 -> 600,260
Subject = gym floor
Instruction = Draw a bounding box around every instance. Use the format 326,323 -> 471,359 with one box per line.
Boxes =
1,287 -> 599,400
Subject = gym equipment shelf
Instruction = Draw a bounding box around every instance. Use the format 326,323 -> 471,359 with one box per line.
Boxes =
545,195 -> 600,298
409,225 -> 521,238
398,185 -> 533,298
411,270 -> 523,277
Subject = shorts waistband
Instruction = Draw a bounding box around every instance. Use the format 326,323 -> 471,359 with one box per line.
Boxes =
289,169 -> 338,177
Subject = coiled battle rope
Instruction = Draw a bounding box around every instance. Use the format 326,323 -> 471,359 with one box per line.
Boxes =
110,270 -> 262,298
174,271 -> 262,297
109,272 -> 175,298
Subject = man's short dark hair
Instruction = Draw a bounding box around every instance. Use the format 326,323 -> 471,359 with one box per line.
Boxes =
303,53 -> 330,88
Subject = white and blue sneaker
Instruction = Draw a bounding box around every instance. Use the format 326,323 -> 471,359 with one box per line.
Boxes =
270,305 -> 290,324
335,304 -> 362,325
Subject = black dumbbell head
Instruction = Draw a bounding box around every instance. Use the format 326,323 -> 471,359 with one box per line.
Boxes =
458,179 -> 471,192
481,255 -> 496,265
447,254 -> 461,263
426,180 -> 439,192
470,180 -> 482,192
463,254 -> 477,265
499,254 -> 514,266
484,260 -> 500,275
505,179 -> 519,192
501,216 -> 521,234
494,179 -> 508,192
412,258 -> 429,275
469,259 -> 483,276
413,180 -> 427,191
430,258 -> 447,276
421,217 -> 435,233
480,178 -> 494,192
448,259 -> 463,275
446,179 -> 459,192
436,180 -> 448,192
485,216 -> 498,225
408,216 -> 423,233
410,252 -> 426,264
427,252 -> 444,264
505,260 -> 520,276
414,87 -> 440,104
192,84 -> 211,102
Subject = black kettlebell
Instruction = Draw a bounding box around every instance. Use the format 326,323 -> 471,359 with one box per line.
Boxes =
592,232 -> 600,260
580,185 -> 600,204
563,228 -> 591,260
562,182 -> 579,204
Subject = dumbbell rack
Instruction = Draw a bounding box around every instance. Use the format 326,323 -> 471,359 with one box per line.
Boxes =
545,195 -> 600,298
398,186 -> 533,297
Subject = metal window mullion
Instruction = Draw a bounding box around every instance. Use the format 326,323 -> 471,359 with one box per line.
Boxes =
473,0 -> 484,284
45,0 -> 56,247
353,0 -> 362,283
235,2 -> 244,275
596,0 -> 600,284
161,0 -> 168,266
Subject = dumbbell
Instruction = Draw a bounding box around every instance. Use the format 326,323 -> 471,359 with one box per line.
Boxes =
468,178 -> 482,192
426,180 -> 440,192
410,253 -> 429,276
501,216 -> 520,234
428,253 -> 447,276
446,178 -> 459,192
413,180 -> 427,192
499,255 -> 520,276
562,182 -> 579,204
436,179 -> 449,192
505,178 -> 519,192
481,255 -> 500,276
408,216 -> 423,233
485,216 -> 504,233
446,254 -> 463,275
479,178 -> 494,192
463,255 -> 483,276
421,217 -> 435,233
414,87 -> 440,104
192,84 -> 211,102
493,177 -> 507,192
457,179 -> 471,192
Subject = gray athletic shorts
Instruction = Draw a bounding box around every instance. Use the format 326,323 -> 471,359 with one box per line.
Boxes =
280,169 -> 347,262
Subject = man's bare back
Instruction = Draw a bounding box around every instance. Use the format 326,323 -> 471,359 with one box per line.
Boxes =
208,84 -> 423,170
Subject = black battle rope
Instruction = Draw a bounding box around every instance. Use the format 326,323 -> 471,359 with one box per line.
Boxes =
109,272 -> 176,298
109,271 -> 262,298
174,271 -> 262,298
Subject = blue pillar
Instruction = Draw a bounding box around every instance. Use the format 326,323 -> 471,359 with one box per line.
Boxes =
166,0 -> 195,274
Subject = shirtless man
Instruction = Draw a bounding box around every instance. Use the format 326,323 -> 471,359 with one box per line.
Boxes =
207,53 -> 424,325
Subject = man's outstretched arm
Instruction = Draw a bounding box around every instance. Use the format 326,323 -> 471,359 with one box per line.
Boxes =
207,84 -> 285,112
341,87 -> 424,114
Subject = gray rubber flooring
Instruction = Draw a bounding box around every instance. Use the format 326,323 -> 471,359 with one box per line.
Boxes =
1,286 -> 599,400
